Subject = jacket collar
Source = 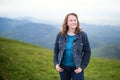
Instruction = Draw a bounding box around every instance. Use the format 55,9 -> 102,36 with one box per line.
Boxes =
64,33 -> 80,40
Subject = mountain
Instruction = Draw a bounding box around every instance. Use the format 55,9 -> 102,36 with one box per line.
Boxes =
0,17 -> 120,59
92,45 -> 120,59
81,23 -> 120,49
0,17 -> 59,49
0,37 -> 120,80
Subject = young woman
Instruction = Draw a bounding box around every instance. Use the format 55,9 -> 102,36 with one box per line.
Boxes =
54,13 -> 91,80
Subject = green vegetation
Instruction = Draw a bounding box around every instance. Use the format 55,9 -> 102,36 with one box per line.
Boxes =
0,37 -> 120,80
85,58 -> 120,80
0,37 -> 58,80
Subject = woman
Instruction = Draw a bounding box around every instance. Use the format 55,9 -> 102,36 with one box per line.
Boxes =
54,13 -> 91,80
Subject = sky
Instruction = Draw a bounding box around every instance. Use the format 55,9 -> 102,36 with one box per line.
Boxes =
0,0 -> 120,25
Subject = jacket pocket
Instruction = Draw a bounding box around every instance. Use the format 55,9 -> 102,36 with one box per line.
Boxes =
75,41 -> 83,52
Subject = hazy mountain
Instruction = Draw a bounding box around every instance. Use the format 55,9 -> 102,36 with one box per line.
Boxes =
0,17 -> 59,49
92,45 -> 120,59
0,17 -> 120,59
80,23 -> 120,48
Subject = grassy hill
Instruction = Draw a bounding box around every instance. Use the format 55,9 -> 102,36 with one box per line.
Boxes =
0,37 -> 120,80
0,37 -> 58,80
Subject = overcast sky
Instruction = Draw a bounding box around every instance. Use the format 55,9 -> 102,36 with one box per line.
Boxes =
0,0 -> 120,25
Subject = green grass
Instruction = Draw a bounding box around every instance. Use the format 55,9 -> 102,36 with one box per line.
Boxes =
0,37 -> 120,80
85,58 -> 120,80
0,37 -> 58,80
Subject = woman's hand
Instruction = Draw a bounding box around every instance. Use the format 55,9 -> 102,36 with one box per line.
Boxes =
55,64 -> 64,72
74,67 -> 82,74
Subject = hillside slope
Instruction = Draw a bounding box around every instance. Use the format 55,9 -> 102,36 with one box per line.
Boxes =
0,37 -> 120,80
0,37 -> 58,80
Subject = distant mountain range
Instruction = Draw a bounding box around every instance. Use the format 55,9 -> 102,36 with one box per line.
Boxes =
0,17 -> 59,49
0,17 -> 120,59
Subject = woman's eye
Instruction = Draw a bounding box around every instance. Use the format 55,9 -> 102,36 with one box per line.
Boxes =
70,20 -> 73,22
74,19 -> 77,22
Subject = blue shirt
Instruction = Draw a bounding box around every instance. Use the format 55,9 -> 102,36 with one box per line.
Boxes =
61,35 -> 75,66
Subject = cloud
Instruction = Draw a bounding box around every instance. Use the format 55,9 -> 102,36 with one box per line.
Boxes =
0,0 -> 120,25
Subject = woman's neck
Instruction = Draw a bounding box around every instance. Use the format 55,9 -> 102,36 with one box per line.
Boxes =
67,29 -> 75,35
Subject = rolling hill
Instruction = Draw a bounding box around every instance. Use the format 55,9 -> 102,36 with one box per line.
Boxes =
0,17 -> 59,49
0,37 -> 58,80
0,37 -> 120,80
0,17 -> 120,59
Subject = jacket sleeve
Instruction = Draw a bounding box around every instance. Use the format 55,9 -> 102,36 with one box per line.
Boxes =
53,32 -> 60,67
80,31 -> 91,70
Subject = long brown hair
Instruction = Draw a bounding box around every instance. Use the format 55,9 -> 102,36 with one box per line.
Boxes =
60,13 -> 82,36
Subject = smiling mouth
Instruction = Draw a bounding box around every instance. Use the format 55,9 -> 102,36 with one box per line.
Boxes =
71,24 -> 77,26
71,27 -> 76,29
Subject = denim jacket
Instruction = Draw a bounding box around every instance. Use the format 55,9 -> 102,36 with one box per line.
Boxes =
54,31 -> 91,69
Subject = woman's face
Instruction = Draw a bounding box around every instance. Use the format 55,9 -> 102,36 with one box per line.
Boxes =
67,15 -> 78,30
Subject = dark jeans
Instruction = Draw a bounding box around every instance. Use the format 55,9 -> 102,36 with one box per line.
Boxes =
59,64 -> 84,80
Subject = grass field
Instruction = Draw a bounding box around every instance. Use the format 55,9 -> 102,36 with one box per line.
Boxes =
0,37 -> 120,80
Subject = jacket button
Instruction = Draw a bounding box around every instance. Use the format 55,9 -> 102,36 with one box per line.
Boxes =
81,43 -> 83,45
73,43 -> 75,45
